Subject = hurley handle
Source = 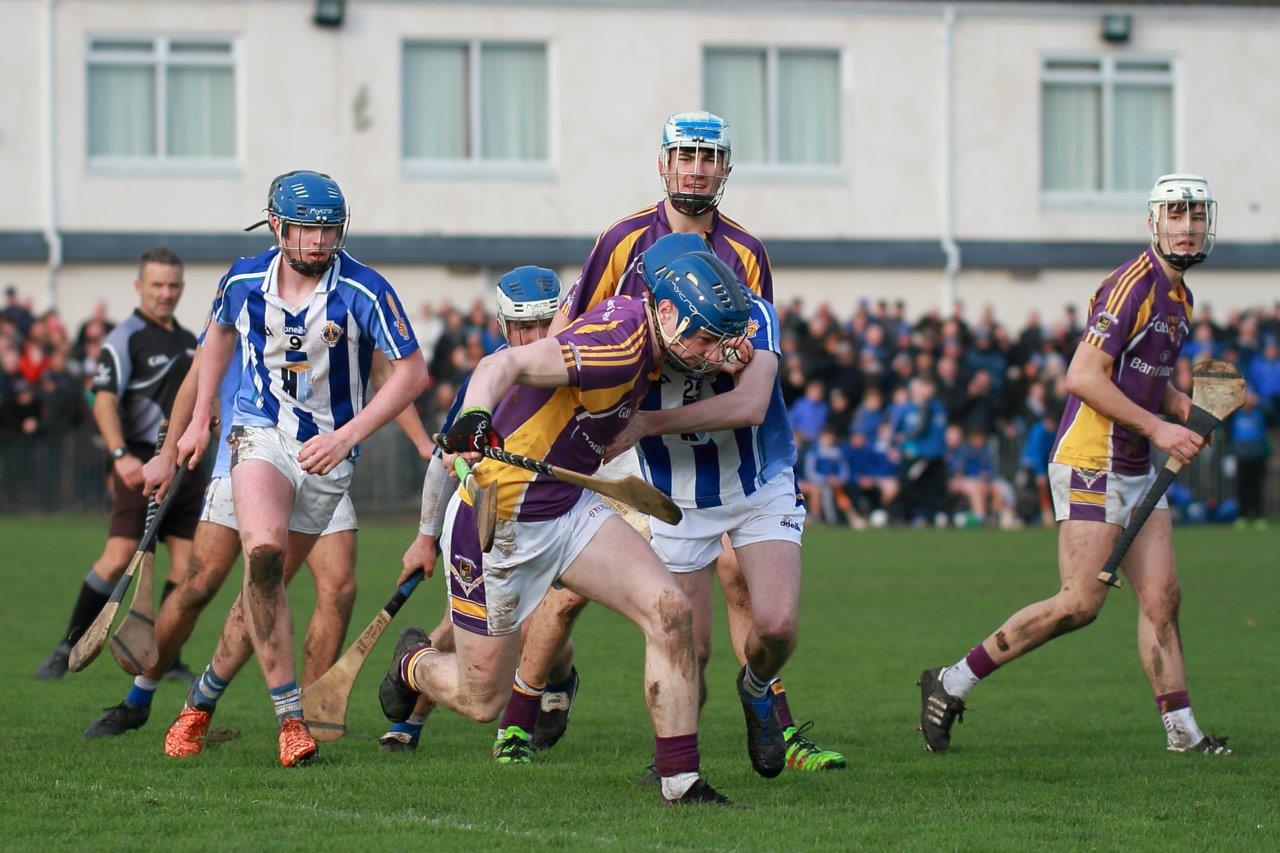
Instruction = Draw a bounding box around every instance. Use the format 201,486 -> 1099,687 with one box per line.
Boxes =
384,569 -> 425,618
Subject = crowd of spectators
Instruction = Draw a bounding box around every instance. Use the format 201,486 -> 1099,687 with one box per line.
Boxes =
416,294 -> 1279,528
0,286 -> 112,438
4,279 -> 1275,525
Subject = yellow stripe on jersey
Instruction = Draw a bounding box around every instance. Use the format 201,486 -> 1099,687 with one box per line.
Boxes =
475,388 -> 580,520
580,381 -> 640,413
1127,283 -> 1157,340
585,224 -> 650,314
1068,489 -> 1107,506
451,596 -> 486,619
571,324 -> 647,356
1052,400 -> 1115,471
724,236 -> 764,295
1084,256 -> 1151,349
569,319 -> 624,336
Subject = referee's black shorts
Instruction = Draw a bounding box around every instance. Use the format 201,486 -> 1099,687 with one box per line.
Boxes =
107,441 -> 209,541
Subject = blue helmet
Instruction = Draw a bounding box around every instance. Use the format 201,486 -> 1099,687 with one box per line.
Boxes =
496,266 -> 560,340
659,112 -> 732,217
645,249 -> 751,376
636,232 -> 711,284
247,170 -> 349,276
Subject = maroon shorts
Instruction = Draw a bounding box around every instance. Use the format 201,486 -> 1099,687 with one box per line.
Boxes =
107,442 -> 208,541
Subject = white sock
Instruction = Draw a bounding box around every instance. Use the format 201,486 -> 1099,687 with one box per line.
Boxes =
133,675 -> 159,691
941,659 -> 980,699
660,771 -> 699,800
406,713 -> 426,726
1163,708 -> 1204,749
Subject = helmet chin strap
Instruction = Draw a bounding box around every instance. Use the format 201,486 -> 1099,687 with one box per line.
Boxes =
646,298 -> 696,372
278,222 -> 338,277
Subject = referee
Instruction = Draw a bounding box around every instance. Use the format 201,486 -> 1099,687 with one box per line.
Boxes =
36,247 -> 209,680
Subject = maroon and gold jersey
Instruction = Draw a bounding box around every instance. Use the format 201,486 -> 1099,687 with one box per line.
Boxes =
559,201 -> 773,322
473,296 -> 659,522
1051,247 -> 1194,475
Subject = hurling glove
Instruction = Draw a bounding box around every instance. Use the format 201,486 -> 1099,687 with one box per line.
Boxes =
439,407 -> 503,454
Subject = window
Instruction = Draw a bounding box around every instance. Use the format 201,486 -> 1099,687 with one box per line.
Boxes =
1041,56 -> 1173,197
403,41 -> 548,164
703,47 -> 840,167
86,36 -> 236,163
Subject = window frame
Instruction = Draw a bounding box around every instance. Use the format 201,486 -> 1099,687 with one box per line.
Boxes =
701,44 -> 845,183
401,38 -> 554,181
1039,52 -> 1177,209
84,33 -> 240,174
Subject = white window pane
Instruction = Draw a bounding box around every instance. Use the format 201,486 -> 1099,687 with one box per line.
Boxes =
1113,84 -> 1172,192
1042,82 -> 1101,191
704,49 -> 766,164
778,51 -> 839,165
87,64 -> 156,157
403,44 -> 467,159
480,44 -> 547,161
166,66 -> 235,157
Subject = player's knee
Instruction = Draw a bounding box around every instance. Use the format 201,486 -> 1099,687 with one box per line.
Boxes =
177,579 -> 217,613
463,691 -> 507,723
650,587 -> 694,651
317,572 -> 357,615
552,590 -> 589,624
1050,594 -> 1101,636
247,545 -> 285,592
755,612 -> 798,651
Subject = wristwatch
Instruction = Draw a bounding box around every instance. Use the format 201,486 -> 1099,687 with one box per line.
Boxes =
110,446 -> 127,460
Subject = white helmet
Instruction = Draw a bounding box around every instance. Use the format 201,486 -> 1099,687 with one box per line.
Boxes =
658,112 -> 732,217
1147,173 -> 1216,270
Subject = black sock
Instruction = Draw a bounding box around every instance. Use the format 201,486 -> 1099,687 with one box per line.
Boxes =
64,575 -> 112,646
160,579 -> 178,605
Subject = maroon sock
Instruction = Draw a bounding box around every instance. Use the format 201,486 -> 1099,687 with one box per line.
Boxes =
498,675 -> 543,733
654,732 -> 699,777
965,643 -> 999,679
771,679 -> 796,730
1156,690 -> 1191,714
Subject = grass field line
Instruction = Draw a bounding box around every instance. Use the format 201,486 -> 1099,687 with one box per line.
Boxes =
49,779 -> 717,848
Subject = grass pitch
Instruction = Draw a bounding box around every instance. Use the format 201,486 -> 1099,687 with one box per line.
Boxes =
1,516 -> 1276,849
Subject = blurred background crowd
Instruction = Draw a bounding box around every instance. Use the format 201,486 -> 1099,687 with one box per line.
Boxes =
5,283 -> 1275,526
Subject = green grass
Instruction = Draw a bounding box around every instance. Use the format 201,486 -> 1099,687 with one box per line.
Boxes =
1,516 -> 1277,849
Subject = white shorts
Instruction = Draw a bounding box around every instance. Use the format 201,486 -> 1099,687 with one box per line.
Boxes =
229,425 -> 355,535
199,476 -> 358,536
1048,462 -> 1167,527
596,448 -> 651,537
442,489 -> 613,636
650,470 -> 805,574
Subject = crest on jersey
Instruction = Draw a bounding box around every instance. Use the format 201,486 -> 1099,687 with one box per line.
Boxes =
745,318 -> 759,339
1074,468 -> 1104,489
1090,311 -> 1117,339
383,293 -> 410,340
450,556 -> 483,597
322,320 -> 342,346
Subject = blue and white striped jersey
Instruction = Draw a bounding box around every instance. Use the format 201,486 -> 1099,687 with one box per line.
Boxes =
430,344 -> 505,461
211,248 -> 419,454
636,295 -> 796,509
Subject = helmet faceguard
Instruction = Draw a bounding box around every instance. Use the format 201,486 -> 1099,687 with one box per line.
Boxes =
644,249 -> 751,378
659,112 -> 732,218
246,170 -> 350,277
1147,173 -> 1216,271
495,265 -> 561,343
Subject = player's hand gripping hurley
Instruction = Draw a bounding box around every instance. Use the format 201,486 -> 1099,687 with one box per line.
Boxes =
68,423 -> 189,672
302,569 -> 425,741
434,412 -> 683,525
1097,360 -> 1246,588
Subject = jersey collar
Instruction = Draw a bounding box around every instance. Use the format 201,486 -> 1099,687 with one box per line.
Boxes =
655,199 -> 721,238
262,251 -> 342,299
1145,245 -> 1188,302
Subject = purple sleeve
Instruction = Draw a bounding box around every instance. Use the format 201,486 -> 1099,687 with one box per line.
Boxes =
1081,274 -> 1146,360
556,300 -> 649,392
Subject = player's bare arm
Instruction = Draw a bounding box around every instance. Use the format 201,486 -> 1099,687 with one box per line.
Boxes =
605,351 -> 776,461
298,351 -> 429,475
1065,341 -> 1203,465
370,350 -> 434,460
92,388 -> 144,490
177,322 -> 236,469
143,347 -> 203,500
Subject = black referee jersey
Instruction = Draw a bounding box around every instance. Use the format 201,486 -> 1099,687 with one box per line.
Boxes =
91,309 -> 197,446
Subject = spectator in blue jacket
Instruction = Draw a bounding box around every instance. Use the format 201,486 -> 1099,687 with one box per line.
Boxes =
1229,390 -> 1271,527
897,377 -> 949,525
788,379 -> 829,447
799,426 -> 853,524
